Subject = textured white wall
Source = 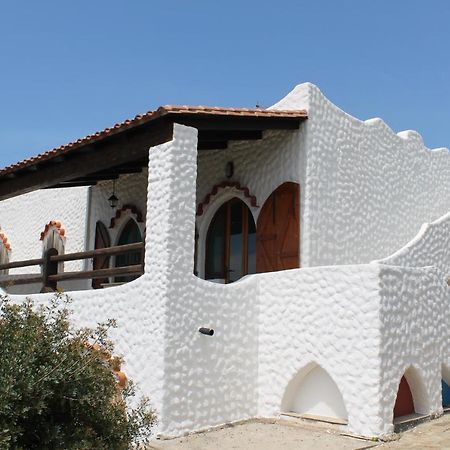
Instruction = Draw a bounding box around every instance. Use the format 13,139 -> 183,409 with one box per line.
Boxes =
257,264 -> 383,436
272,83 -> 450,266
378,265 -> 447,433
0,187 -> 90,293
374,204 -> 450,433
378,211 -> 450,276
0,187 -> 89,269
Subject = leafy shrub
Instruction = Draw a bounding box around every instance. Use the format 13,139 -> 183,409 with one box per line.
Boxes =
0,294 -> 156,449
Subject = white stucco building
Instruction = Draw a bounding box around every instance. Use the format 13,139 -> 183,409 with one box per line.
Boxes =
1,83 -> 449,438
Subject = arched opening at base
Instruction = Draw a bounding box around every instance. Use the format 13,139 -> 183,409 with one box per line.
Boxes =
393,366 -> 430,420
441,364 -> 450,409
281,364 -> 348,423
393,376 -> 414,418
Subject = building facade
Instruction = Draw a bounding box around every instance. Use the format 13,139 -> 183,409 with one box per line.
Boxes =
1,83 -> 449,438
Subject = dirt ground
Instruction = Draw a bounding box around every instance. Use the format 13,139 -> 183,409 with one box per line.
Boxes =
148,414 -> 450,450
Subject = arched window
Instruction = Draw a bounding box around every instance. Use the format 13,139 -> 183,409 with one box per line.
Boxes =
115,219 -> 142,283
205,198 -> 256,283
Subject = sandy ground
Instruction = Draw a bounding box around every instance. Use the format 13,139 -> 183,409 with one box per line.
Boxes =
148,419 -> 378,450
148,414 -> 450,450
381,414 -> 450,449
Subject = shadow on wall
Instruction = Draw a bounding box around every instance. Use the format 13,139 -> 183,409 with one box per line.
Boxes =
393,366 -> 430,420
281,363 -> 348,421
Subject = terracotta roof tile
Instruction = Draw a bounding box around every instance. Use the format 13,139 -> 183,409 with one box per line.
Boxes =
0,106 -> 307,176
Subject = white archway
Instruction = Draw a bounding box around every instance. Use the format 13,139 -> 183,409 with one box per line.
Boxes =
282,364 -> 348,421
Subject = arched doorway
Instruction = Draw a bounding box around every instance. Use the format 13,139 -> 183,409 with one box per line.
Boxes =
256,182 -> 300,273
115,219 -> 143,283
205,198 -> 256,283
282,364 -> 348,422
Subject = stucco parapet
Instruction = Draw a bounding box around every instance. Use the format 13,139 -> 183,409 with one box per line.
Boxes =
377,210 -> 450,275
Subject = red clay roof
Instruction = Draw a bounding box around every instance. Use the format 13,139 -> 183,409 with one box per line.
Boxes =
0,106 -> 307,176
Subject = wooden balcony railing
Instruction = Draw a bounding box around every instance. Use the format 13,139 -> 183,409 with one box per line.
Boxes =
0,242 -> 144,292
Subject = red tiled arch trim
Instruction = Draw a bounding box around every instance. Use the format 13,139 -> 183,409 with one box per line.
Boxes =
0,231 -> 11,252
40,221 -> 66,241
110,204 -> 143,229
196,181 -> 258,216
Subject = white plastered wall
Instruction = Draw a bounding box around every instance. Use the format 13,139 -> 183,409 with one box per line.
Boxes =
256,264 -> 384,436
377,265 -> 447,434
271,83 -> 450,266
372,208 -> 450,433
0,186 -> 90,293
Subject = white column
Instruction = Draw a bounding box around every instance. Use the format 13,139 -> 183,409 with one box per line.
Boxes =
143,124 -> 198,429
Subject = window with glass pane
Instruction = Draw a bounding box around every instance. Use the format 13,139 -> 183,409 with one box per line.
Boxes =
115,219 -> 142,283
205,198 -> 256,283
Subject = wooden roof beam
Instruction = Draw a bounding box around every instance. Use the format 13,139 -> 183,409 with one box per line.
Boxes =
197,141 -> 228,151
0,121 -> 173,201
172,115 -> 303,131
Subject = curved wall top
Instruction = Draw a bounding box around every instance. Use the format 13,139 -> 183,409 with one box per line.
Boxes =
271,83 -> 450,267
377,210 -> 450,276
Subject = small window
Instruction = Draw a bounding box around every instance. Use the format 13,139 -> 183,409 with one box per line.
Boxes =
115,219 -> 143,283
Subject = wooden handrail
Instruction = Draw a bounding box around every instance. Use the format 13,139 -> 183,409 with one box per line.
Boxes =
50,242 -> 144,263
0,243 -> 144,289
48,264 -> 143,282
0,274 -> 44,286
0,243 -> 144,271
0,257 -> 44,271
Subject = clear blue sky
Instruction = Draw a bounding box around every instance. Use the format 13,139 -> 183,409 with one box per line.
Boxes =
1,0 -> 450,168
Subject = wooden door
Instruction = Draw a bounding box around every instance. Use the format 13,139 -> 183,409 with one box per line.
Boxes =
393,376 -> 415,418
256,182 -> 300,273
92,221 -> 111,289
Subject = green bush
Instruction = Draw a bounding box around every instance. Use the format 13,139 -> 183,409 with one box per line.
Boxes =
0,294 -> 156,449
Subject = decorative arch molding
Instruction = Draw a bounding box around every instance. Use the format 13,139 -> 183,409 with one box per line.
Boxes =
40,220 -> 66,241
197,181 -> 258,216
110,204 -> 143,229
281,362 -> 348,422
0,229 -> 11,275
0,229 -> 11,252
195,188 -> 258,280
40,221 -> 66,272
